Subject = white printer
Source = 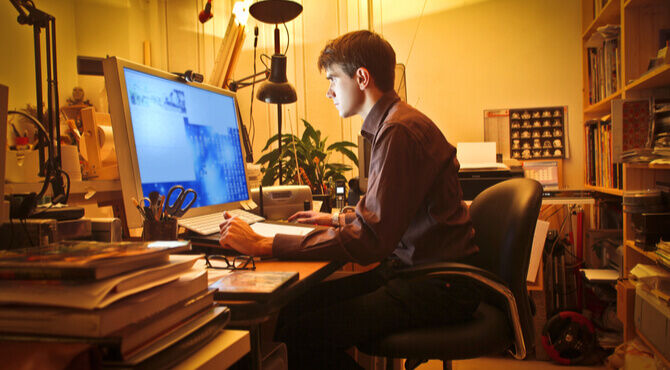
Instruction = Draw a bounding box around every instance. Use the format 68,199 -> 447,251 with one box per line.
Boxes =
250,185 -> 312,220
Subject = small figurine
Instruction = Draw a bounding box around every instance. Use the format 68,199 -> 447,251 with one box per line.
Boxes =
66,87 -> 92,106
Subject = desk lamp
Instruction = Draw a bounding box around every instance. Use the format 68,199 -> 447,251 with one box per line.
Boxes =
249,0 -> 302,184
9,0 -> 68,205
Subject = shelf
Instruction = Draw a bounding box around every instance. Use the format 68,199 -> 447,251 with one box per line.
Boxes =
584,184 -> 624,196
584,90 -> 622,116
4,180 -> 121,195
625,240 -> 660,262
625,64 -> 670,92
583,0 -> 621,39
624,162 -> 670,170
636,329 -> 670,369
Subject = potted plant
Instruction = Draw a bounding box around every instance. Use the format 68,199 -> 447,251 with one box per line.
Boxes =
256,119 -> 358,211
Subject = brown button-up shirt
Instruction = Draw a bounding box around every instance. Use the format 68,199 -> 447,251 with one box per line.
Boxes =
273,90 -> 478,265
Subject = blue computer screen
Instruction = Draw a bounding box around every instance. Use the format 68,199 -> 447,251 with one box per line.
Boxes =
123,67 -> 249,208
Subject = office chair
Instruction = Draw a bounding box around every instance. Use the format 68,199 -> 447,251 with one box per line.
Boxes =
358,177 -> 543,370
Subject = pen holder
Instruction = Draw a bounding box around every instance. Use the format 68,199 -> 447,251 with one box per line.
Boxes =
142,217 -> 178,241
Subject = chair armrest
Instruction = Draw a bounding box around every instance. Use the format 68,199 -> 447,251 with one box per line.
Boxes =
394,262 -> 527,360
393,262 -> 506,285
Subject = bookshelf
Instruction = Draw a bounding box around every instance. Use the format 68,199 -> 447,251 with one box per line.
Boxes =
582,0 -> 670,193
582,0 -> 670,365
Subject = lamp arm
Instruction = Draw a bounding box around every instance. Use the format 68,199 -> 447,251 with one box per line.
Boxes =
228,69 -> 269,92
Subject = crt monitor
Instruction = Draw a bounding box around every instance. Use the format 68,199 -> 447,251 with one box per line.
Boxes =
103,57 -> 251,229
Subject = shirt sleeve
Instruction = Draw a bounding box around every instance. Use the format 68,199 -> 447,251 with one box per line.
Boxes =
272,124 -> 438,265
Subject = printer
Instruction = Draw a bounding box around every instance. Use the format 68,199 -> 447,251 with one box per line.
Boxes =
456,142 -> 524,200
458,168 -> 524,200
250,185 -> 312,220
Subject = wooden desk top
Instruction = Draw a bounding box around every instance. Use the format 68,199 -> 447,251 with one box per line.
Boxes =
196,258 -> 342,325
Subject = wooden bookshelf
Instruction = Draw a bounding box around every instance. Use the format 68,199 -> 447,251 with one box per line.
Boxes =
584,184 -> 624,196
582,0 -> 670,361
625,64 -> 670,91
582,0 -> 621,39
584,90 -> 622,116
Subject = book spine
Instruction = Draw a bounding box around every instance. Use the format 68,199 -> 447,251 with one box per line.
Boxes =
0,268 -> 94,280
103,307 -> 230,370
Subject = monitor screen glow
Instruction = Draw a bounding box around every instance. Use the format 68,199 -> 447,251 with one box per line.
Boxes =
123,68 -> 248,208
103,57 -> 250,229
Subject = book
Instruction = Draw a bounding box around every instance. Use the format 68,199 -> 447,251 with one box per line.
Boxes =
0,240 -> 191,280
0,289 -> 216,361
0,254 -> 200,309
210,270 -> 299,300
0,269 -> 207,337
102,306 -> 231,369
611,99 -> 651,163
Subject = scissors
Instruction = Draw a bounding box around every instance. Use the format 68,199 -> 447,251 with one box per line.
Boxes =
164,185 -> 197,218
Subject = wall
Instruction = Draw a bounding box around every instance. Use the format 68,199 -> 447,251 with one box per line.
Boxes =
0,0 -> 78,111
370,0 -> 583,188
1,0 -> 584,188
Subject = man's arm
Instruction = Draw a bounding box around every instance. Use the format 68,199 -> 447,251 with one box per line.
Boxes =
219,212 -> 273,256
273,124 -> 439,264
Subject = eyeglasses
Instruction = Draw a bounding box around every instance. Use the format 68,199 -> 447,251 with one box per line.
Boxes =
204,254 -> 256,271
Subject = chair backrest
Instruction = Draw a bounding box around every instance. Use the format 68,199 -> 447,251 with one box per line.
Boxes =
466,177 -> 543,352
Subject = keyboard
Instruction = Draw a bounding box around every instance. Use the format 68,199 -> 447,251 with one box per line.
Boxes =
179,209 -> 266,235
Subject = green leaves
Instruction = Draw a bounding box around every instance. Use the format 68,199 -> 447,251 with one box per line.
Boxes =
256,119 -> 358,194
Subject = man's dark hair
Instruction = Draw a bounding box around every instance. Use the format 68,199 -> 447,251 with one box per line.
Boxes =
317,30 -> 396,92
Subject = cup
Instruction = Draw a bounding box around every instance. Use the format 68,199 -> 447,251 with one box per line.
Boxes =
142,217 -> 178,241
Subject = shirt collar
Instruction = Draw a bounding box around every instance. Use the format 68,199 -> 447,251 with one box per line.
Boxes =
361,90 -> 400,141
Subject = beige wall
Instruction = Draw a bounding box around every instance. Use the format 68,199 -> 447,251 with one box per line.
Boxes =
1,0 -> 584,188
0,0 -> 78,112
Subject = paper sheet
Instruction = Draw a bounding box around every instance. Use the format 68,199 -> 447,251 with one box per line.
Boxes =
580,269 -> 619,282
527,219 -> 549,283
250,222 -> 315,238
457,142 -> 509,170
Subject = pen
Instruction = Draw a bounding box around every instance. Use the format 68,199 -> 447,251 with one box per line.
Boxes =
131,197 -> 147,219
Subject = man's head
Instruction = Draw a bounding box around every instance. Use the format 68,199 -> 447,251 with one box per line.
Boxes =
318,30 -> 396,92
318,30 -> 396,118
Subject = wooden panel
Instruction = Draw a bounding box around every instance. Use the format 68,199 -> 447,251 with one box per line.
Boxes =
582,0 -> 621,39
616,280 -> 636,341
623,2 -> 670,83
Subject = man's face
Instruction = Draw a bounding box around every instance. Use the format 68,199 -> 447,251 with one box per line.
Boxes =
325,64 -> 364,118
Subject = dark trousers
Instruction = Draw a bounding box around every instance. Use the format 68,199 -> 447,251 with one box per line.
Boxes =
274,263 -> 480,370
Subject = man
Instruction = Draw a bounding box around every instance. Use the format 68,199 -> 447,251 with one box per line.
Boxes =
220,30 -> 479,369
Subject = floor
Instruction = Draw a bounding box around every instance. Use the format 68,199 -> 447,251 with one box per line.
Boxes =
418,357 -> 608,369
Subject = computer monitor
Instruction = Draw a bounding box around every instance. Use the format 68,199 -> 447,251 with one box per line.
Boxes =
103,57 -> 251,229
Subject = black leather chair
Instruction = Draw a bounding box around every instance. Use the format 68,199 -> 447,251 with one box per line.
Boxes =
358,178 -> 543,370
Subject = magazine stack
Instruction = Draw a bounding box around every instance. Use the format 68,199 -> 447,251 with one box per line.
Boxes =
0,240 -> 230,369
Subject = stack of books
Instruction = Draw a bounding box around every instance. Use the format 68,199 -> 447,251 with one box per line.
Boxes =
0,240 -> 230,369
657,240 -> 670,269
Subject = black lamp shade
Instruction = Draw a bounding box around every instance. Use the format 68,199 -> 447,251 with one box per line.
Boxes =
256,54 -> 297,104
249,0 -> 302,24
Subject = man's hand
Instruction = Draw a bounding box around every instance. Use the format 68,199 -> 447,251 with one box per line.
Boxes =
288,210 -> 333,226
219,212 -> 273,257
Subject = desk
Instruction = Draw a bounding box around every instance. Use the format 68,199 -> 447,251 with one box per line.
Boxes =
198,258 -> 342,370
174,329 -> 250,370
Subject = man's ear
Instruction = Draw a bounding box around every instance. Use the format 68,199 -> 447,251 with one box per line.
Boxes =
355,67 -> 371,90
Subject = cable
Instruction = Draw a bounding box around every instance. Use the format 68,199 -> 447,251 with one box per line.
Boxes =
283,21 -> 290,55
250,26 -> 258,148
8,110 -> 51,143
404,0 -> 428,69
260,54 -> 271,69
20,218 -> 34,247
